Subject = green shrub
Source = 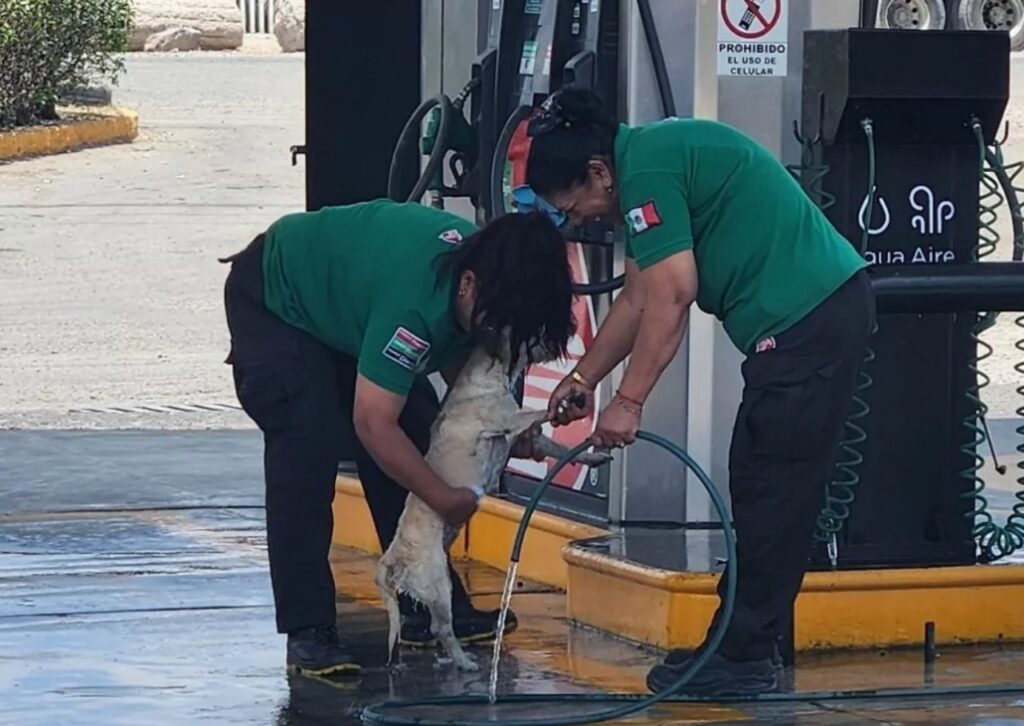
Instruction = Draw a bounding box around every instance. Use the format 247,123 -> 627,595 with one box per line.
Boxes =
0,0 -> 133,129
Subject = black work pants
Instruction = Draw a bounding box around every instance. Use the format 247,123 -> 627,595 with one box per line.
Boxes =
222,235 -> 469,634
701,270 -> 876,662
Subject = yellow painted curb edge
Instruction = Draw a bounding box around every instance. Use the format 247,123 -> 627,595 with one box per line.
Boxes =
565,542 -> 1024,651
0,106 -> 138,161
331,475 -> 607,589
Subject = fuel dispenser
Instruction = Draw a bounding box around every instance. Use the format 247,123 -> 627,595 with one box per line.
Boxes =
387,0 -> 631,522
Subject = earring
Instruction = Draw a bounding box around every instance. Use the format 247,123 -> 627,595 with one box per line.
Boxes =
605,185 -> 613,194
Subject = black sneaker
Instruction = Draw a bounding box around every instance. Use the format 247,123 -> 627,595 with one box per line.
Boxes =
286,625 -> 361,677
664,643 -> 783,668
400,606 -> 519,647
646,652 -> 778,697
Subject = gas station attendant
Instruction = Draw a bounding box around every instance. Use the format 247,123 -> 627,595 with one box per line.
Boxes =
527,87 -> 877,696
221,201 -> 574,677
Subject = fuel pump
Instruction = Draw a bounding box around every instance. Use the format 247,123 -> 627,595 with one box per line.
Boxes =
385,0 -> 688,520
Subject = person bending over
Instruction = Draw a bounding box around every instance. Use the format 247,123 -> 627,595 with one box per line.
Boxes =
526,87 -> 875,696
222,200 -> 574,676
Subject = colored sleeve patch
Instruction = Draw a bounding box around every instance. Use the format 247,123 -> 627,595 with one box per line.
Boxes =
383,326 -> 431,370
626,201 -> 662,234
619,172 -> 694,270
359,315 -> 434,395
439,228 -> 464,244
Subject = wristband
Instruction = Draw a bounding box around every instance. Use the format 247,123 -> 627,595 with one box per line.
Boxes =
570,369 -> 593,390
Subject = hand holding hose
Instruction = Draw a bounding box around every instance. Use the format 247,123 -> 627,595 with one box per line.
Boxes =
592,394 -> 641,449
548,371 -> 596,426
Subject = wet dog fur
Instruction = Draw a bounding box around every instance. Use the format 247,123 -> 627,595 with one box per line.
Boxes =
374,334 -> 610,671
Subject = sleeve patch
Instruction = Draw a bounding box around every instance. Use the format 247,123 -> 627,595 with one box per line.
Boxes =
382,327 -> 431,370
439,228 -> 464,244
625,201 -> 662,234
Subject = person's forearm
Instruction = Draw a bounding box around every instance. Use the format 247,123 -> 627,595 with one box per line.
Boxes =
355,418 -> 451,504
617,300 -> 690,404
574,293 -> 644,385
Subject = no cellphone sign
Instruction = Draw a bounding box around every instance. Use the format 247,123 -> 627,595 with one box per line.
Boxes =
717,0 -> 788,77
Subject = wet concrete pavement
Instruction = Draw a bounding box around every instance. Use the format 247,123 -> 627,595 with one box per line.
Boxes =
4,429 -> 1024,725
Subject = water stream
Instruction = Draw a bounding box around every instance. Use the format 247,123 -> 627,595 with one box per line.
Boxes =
487,561 -> 520,704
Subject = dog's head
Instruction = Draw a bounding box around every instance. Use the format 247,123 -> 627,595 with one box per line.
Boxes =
479,324 -> 568,381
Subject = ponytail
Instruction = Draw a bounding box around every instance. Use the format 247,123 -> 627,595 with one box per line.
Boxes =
525,87 -> 618,196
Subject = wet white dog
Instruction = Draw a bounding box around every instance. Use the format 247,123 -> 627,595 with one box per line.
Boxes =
375,334 -> 609,671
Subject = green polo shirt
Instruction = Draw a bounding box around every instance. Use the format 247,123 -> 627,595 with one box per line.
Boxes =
614,119 -> 867,354
260,199 -> 477,395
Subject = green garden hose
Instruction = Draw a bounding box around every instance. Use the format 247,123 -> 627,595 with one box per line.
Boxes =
362,431 -> 739,726
962,123 -> 1024,562
360,432 -> 1024,726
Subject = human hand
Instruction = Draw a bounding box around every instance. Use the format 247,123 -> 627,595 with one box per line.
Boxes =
591,396 -> 641,449
509,423 -> 546,461
431,485 -> 480,527
547,372 -> 595,427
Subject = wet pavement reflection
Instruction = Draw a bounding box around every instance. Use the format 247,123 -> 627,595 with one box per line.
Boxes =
3,430 -> 1024,725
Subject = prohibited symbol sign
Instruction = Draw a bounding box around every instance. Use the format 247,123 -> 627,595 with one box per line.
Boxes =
720,0 -> 782,39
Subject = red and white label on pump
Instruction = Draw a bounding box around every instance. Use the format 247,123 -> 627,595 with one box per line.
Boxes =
717,0 -> 788,78
506,242 -> 601,491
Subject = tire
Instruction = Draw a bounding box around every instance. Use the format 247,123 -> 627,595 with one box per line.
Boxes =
956,0 -> 1024,53
875,0 -> 947,29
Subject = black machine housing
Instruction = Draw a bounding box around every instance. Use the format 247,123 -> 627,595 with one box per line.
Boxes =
799,28 -> 1010,570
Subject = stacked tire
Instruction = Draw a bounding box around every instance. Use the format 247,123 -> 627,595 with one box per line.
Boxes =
875,0 -> 1024,52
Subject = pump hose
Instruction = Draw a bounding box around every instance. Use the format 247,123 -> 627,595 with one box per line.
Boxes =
489,105 -> 626,296
810,119 -> 878,554
360,431 -> 1024,726
388,95 -> 455,204
960,123 -> 1024,562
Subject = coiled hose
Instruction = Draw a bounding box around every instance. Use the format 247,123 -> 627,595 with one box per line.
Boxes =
961,122 -> 1024,562
786,119 -> 878,562
362,431 -> 738,726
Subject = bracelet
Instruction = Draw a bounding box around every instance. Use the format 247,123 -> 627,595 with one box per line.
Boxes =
614,390 -> 645,414
570,369 -> 594,390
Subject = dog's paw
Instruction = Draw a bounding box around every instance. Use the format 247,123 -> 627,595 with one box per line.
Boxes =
453,652 -> 479,672
574,450 -> 614,467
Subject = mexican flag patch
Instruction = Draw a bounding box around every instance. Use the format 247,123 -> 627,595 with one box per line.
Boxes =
626,201 -> 662,234
383,327 -> 431,370
439,228 -> 463,245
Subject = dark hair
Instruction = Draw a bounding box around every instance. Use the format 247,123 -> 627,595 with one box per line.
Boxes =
525,87 -> 618,196
435,212 -> 576,374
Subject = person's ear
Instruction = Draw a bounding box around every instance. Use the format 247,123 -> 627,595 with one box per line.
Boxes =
588,159 -> 614,192
458,270 -> 477,299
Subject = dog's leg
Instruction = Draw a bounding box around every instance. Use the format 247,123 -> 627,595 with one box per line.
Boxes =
428,577 -> 478,671
482,408 -> 550,440
532,433 -> 614,467
375,565 -> 402,665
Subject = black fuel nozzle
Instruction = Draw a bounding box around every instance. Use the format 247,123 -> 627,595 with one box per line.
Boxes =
566,392 -> 587,410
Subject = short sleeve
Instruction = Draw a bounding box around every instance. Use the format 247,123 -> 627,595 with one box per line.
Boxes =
619,172 -> 694,270
359,312 -> 434,396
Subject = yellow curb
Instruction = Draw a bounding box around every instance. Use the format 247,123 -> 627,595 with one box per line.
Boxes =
331,475 -> 607,589
565,542 -> 1024,651
0,106 -> 138,161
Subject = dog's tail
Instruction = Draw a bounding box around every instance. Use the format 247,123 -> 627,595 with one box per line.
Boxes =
376,567 -> 402,664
